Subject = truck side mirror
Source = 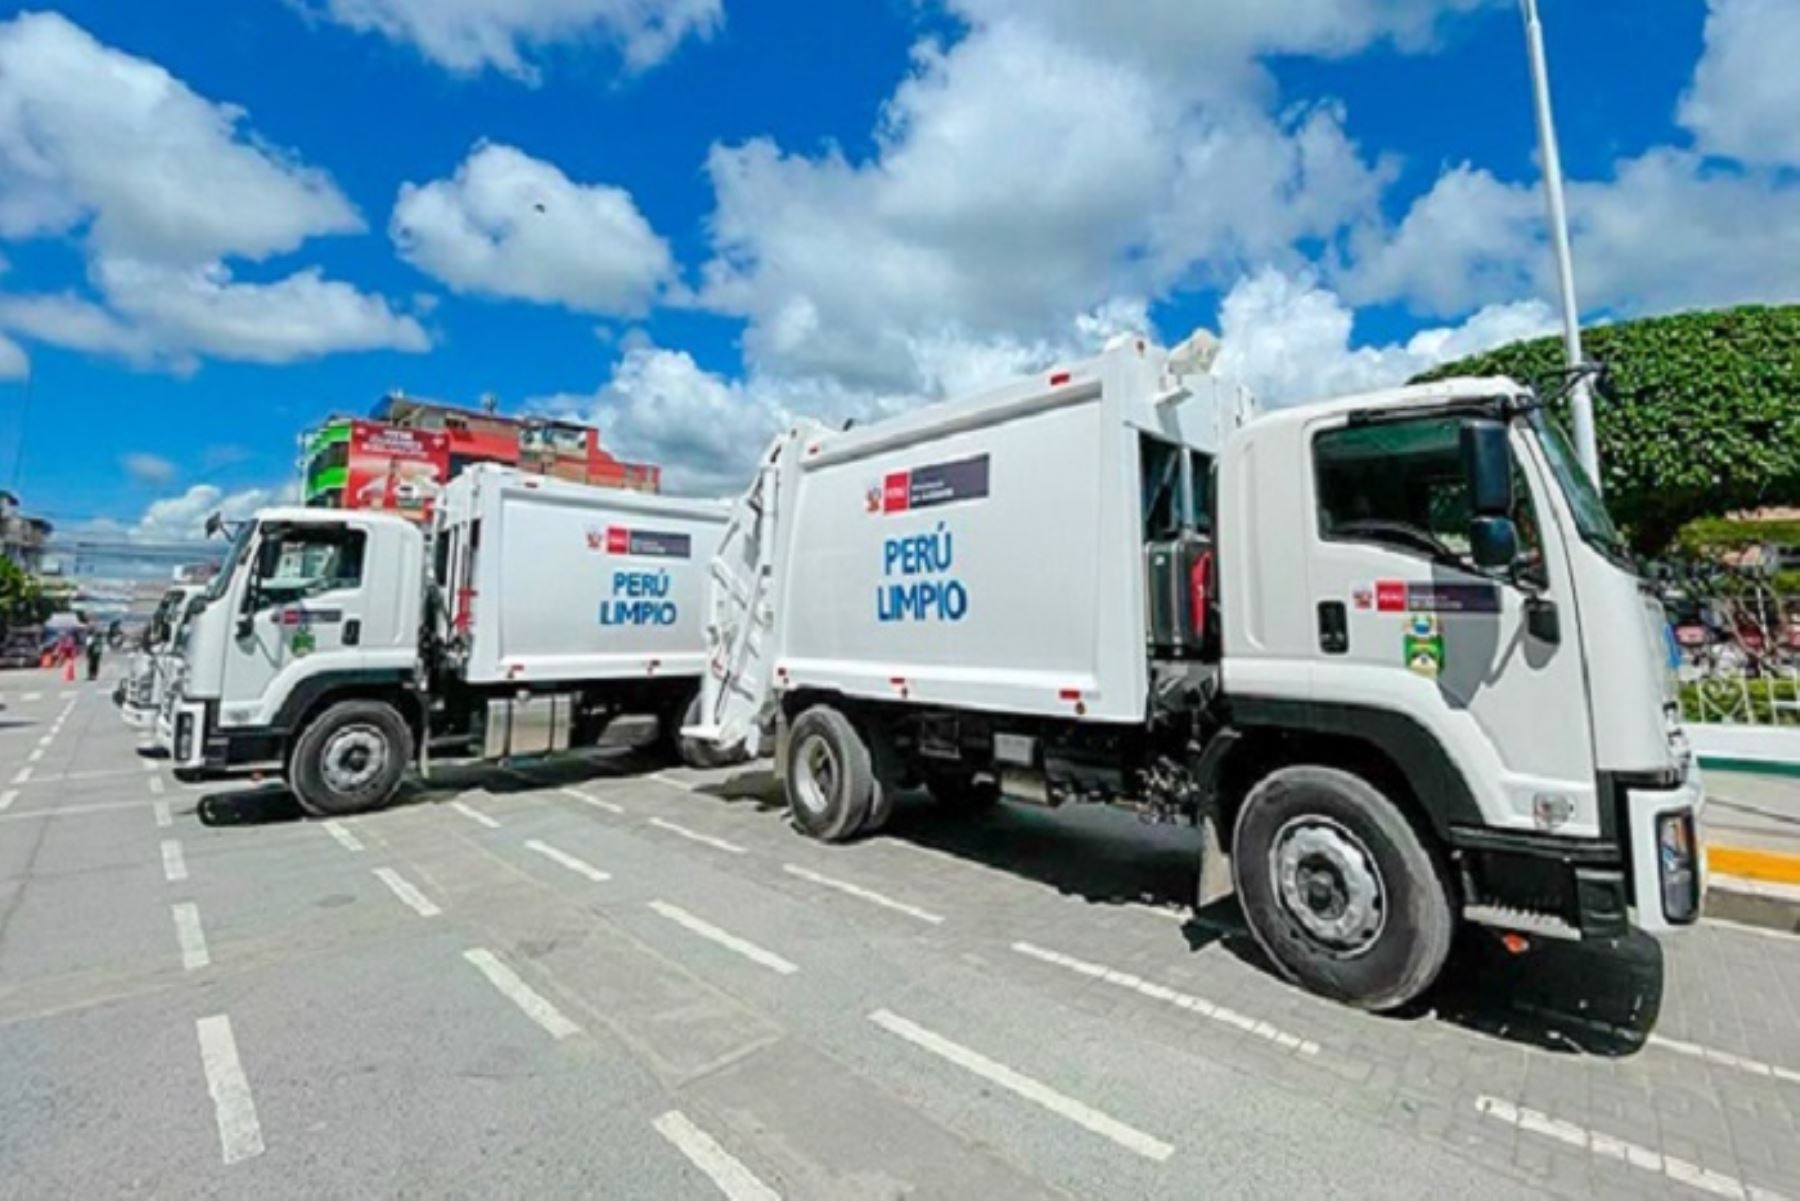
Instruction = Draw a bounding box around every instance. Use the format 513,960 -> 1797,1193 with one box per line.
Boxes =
1470,516 -> 1518,570
1460,420 -> 1513,517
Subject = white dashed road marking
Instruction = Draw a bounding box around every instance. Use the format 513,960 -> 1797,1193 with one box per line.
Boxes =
463,948 -> 580,1040
1011,942 -> 1321,1057
1649,1034 -> 1800,1088
559,787 -> 624,815
141,758 -> 158,773
868,1008 -> 1175,1163
525,839 -> 611,883
154,799 -> 172,828
652,1110 -> 782,1201
648,900 -> 798,975
647,817 -> 746,855
449,800 -> 501,830
322,821 -> 364,853
25,747 -> 42,763
196,1015 -> 265,1165
0,789 -> 15,813
161,839 -> 188,883
782,864 -> 945,925
12,766 -> 31,785
373,867 -> 441,918
1475,1095 -> 1788,1200
172,902 -> 211,970
148,776 -> 165,796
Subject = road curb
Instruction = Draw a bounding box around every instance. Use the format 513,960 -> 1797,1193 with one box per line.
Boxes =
1707,845 -> 1800,887
1704,861 -> 1800,937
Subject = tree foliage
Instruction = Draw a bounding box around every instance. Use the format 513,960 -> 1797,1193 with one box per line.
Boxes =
1414,305 -> 1800,553
0,556 -> 44,632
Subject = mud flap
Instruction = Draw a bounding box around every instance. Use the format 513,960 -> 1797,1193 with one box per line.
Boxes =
1196,811 -> 1235,908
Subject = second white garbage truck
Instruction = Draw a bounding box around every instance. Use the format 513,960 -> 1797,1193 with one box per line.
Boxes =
163,465 -> 730,815
691,333 -> 1703,1011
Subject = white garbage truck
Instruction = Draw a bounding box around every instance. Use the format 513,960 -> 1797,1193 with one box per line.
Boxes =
163,464 -> 730,815
690,334 -> 1703,1010
116,583 -> 205,727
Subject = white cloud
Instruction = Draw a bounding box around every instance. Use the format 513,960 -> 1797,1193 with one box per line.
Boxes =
0,330 -> 24,379
1345,150 -> 1800,319
392,142 -> 673,315
1679,0 -> 1800,168
121,452 -> 178,485
0,11 -> 361,264
0,12 -> 428,370
696,20 -> 1390,393
1216,268 -> 1556,406
131,482 -> 294,542
298,0 -> 722,81
95,259 -> 429,366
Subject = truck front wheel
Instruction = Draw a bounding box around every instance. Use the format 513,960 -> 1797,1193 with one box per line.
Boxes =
290,700 -> 413,818
784,706 -> 874,842
1232,765 -> 1454,1012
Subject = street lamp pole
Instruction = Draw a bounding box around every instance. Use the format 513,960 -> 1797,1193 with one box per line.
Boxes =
1520,0 -> 1601,491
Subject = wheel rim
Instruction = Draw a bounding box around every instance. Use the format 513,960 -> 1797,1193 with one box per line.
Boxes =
321,724 -> 387,793
1269,816 -> 1387,957
792,733 -> 839,818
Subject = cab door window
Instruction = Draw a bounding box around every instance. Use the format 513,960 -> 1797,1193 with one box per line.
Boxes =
1314,417 -> 1541,570
258,527 -> 366,605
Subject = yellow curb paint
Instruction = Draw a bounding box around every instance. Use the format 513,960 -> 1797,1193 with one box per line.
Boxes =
1707,844 -> 1800,886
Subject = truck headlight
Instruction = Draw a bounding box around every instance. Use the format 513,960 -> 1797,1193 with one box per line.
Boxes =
1657,810 -> 1698,924
175,712 -> 195,762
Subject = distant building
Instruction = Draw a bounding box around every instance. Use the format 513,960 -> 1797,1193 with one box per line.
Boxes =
303,394 -> 659,520
0,491 -> 53,572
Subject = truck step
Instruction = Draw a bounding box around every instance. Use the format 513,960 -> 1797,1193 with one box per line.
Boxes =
1462,903 -> 1581,941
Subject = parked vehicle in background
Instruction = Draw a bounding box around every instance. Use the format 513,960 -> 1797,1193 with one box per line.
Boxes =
0,624 -> 42,670
116,585 -> 205,726
691,333 -> 1703,1012
161,466 -> 732,815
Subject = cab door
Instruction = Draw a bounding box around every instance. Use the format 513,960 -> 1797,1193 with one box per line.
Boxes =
1303,412 -> 1598,836
221,523 -> 369,727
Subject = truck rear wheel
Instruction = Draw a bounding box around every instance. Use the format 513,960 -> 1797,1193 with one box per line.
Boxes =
784,706 -> 873,842
290,700 -> 413,818
1231,765 -> 1454,1012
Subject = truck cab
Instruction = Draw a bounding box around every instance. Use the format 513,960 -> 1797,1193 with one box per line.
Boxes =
164,507 -> 424,775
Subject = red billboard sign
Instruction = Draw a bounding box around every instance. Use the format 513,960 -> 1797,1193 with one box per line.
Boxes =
345,420 -> 450,521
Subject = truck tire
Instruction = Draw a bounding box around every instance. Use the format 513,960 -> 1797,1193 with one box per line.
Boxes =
923,769 -> 1001,812
784,706 -> 874,842
289,700 -> 414,818
1231,765 -> 1454,1012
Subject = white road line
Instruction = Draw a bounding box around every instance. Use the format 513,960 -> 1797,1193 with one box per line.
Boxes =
36,735 -> 52,747
650,772 -> 700,792
11,766 -> 31,785
373,867 -> 441,917
559,786 -> 624,815
1011,942 -> 1321,1057
449,800 -> 501,829
525,839 -> 611,883
1649,1034 -> 1800,1088
161,839 -> 188,883
648,900 -> 798,975
25,747 -> 42,763
462,948 -> 580,1040
1702,915 -> 1800,942
652,1110 -> 782,1201
148,775 -> 165,796
141,757 -> 158,773
322,820 -> 364,853
196,1015 -> 265,1165
172,902 -> 211,970
0,789 -> 15,813
1475,1096 -> 1788,1201
20,692 -> 40,702
647,817 -> 746,855
782,864 -> 945,924
154,799 -> 172,828
868,1008 -> 1175,1162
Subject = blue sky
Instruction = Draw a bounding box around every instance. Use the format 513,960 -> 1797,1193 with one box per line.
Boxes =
0,0 -> 1791,538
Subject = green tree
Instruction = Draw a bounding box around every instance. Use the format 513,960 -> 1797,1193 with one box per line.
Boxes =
1413,305 -> 1800,554
0,556 -> 43,633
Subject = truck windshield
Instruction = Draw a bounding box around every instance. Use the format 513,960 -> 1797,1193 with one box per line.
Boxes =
205,521 -> 255,603
1527,411 -> 1632,567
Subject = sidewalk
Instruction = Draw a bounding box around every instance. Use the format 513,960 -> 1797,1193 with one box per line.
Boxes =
1702,768 -> 1800,933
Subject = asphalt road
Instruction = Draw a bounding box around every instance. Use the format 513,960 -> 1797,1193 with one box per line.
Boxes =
2,677 -> 1799,1200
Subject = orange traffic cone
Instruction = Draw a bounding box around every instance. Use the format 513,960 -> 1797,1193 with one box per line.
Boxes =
62,655 -> 75,683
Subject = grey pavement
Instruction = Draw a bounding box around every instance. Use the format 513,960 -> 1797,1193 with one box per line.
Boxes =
2,675 -> 1799,1199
